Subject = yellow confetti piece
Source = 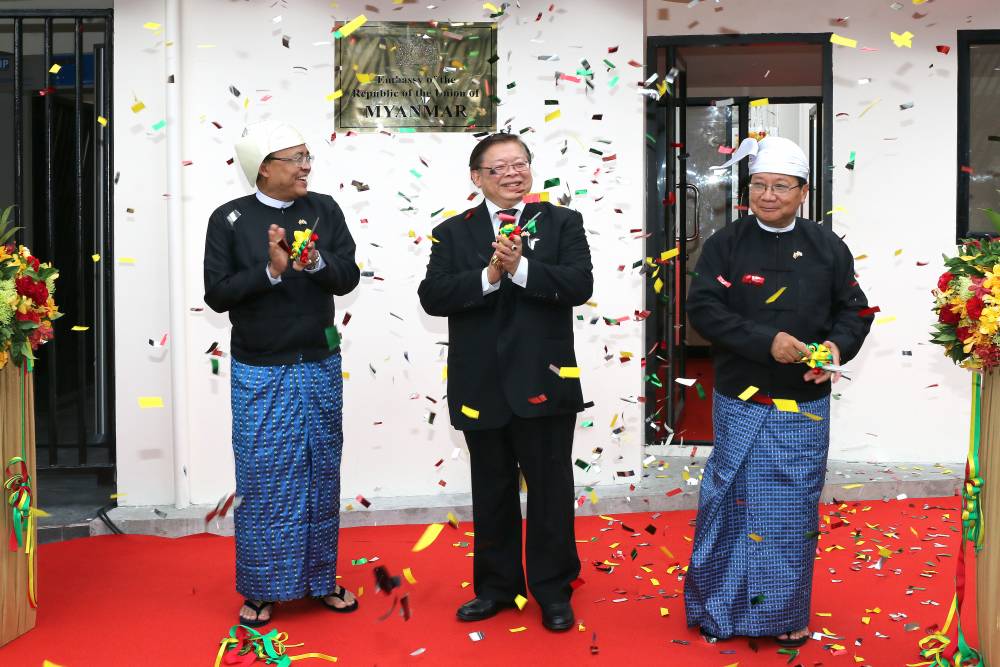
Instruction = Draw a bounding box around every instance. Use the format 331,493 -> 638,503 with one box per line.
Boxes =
31,508 -> 51,518
509,626 -> 527,633
342,371 -> 350,380
130,101 -> 146,113
356,72 -> 375,84
544,109 -> 561,122
577,622 -> 586,632
816,612 -> 833,617
659,607 -> 669,617
483,2 -> 500,12
138,396 -> 164,408
92,254 -> 101,262
738,386 -> 759,401
461,404 -> 479,419
335,14 -> 368,39
842,483 -> 863,490
357,586 -> 363,597
402,567 -> 417,584
859,98 -> 881,118
876,315 -> 897,325
894,249 -> 903,256
750,97 -> 769,107
830,33 -> 858,48
653,277 -> 664,294
765,286 -> 786,303
514,594 -> 528,610
609,542 -> 620,549
110,493 -> 126,499
772,398 -> 799,413
442,209 -> 457,218
589,490 -> 598,504
660,247 -> 680,261
854,254 -> 868,261
558,366 -> 581,379
891,31 -> 914,48
326,89 -> 344,101
142,22 -> 162,31
659,545 -> 674,559
748,533 -> 764,542
862,616 -> 871,625
801,412 -> 824,421
650,578 -> 660,586
49,64 -> 61,74
97,116 -> 108,127
71,325 -> 89,331
461,581 -> 471,588
119,257 -> 136,264
412,523 -> 445,552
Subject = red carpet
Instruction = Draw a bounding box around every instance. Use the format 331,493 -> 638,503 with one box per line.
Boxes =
0,497 -> 975,666
677,356 -> 715,442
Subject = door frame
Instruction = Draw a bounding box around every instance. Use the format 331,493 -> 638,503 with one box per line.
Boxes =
643,33 -> 834,446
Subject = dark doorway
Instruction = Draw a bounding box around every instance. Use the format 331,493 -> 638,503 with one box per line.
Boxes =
644,35 -> 833,447
0,10 -> 115,532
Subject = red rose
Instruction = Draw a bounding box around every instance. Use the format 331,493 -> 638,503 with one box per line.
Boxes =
26,255 -> 39,271
14,275 -> 47,305
957,325 -> 973,343
15,309 -> 40,324
967,296 -> 985,321
937,272 -> 955,291
939,304 -> 960,325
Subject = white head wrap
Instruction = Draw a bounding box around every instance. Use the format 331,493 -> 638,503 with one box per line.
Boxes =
711,135 -> 809,180
234,120 -> 306,187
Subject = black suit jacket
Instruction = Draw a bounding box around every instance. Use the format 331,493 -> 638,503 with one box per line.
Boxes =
418,201 -> 594,431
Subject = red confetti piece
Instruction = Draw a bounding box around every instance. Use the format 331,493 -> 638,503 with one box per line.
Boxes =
961,165 -> 974,174
936,45 -> 951,54
559,73 -> 581,83
716,275 -> 732,288
608,45 -> 619,53
717,145 -> 735,155
741,274 -> 765,286
666,488 -> 683,497
528,394 -> 548,405
627,59 -> 642,67
356,494 -> 372,508
858,306 -> 881,317
917,261 -> 929,266
665,192 -> 676,206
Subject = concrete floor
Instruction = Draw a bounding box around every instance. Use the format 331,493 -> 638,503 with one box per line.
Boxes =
88,457 -> 963,539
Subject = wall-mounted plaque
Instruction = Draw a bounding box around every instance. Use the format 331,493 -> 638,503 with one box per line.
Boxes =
335,21 -> 496,133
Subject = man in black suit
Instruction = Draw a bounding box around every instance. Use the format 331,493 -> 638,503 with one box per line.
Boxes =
418,133 -> 593,632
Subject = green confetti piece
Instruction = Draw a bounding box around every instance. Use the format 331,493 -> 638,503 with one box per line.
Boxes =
581,420 -> 594,428
543,177 -> 560,188
430,207 -> 444,217
576,314 -> 584,320
695,382 -> 706,400
325,325 -> 342,350
589,148 -> 603,156
645,374 -> 662,388
210,358 -> 219,375
410,168 -> 422,178
152,119 -> 166,131
574,458 -> 591,471
398,127 -> 416,133
608,75 -> 619,88
574,189 -> 588,195
777,648 -> 800,663
630,548 -> 638,560
351,557 -> 368,566
603,59 -> 616,69
468,50 -> 480,57
645,133 -> 656,144
506,81 -> 516,89
575,68 -> 594,76
750,594 -> 765,606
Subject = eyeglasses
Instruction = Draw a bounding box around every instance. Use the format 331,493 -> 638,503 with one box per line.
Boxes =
748,182 -> 803,196
477,160 -> 530,177
267,152 -> 314,166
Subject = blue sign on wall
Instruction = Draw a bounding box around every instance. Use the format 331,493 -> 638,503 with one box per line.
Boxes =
51,53 -> 95,87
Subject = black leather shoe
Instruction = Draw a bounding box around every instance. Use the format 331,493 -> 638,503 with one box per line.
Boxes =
456,597 -> 513,622
541,601 -> 574,632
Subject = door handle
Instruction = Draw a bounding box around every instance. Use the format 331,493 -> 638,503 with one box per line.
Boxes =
675,183 -> 701,243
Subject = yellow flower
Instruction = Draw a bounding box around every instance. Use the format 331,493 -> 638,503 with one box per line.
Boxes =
983,265 -> 1000,294
14,296 -> 32,313
978,304 -> 1000,337
0,348 -> 8,370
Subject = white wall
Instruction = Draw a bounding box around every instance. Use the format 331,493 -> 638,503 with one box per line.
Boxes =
648,1 -> 1000,463
114,0 -> 646,505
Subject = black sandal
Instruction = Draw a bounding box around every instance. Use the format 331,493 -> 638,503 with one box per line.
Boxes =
700,627 -> 722,644
321,585 -> 359,613
775,632 -> 809,648
239,599 -> 275,628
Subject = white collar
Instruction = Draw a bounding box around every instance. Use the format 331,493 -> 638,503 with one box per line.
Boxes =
484,198 -> 525,228
756,217 -> 796,234
255,190 -> 295,209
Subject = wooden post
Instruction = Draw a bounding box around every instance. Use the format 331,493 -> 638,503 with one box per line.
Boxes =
0,362 -> 36,647
979,371 -> 1000,663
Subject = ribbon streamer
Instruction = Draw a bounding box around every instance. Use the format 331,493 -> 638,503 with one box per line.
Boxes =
214,624 -> 337,667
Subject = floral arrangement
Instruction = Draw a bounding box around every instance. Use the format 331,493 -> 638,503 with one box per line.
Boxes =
0,206 -> 61,370
931,237 -> 1000,371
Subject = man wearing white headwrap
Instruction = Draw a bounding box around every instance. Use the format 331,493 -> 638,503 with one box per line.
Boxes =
204,120 -> 361,627
684,135 -> 873,647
